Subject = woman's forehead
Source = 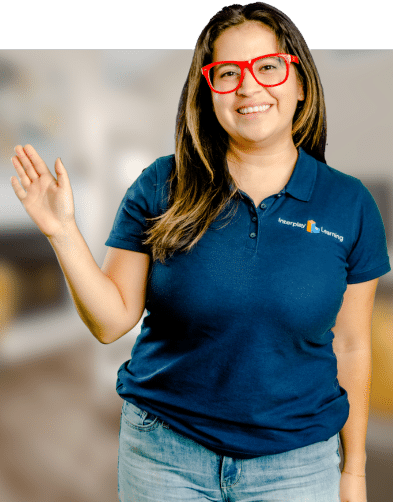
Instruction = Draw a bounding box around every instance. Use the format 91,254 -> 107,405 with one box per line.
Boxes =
212,22 -> 280,62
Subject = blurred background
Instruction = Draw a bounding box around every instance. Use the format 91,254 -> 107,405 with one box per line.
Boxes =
0,49 -> 392,501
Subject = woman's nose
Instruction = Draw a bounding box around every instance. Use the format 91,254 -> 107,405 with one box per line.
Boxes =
236,68 -> 263,95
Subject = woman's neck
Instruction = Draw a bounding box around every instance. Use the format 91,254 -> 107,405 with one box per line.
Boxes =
226,140 -> 299,190
226,138 -> 298,172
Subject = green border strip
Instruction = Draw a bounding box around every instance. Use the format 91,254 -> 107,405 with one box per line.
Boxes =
0,0 -> 393,50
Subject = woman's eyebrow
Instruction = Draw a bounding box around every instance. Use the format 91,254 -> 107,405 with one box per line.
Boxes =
214,59 -> 242,65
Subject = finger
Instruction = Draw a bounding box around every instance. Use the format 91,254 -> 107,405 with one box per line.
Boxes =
10,176 -> 27,201
23,144 -> 51,176
11,155 -> 31,190
54,158 -> 70,189
14,144 -> 39,182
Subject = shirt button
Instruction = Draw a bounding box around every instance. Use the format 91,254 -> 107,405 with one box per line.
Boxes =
252,216 -> 257,222
249,232 -> 256,239
260,203 -> 267,209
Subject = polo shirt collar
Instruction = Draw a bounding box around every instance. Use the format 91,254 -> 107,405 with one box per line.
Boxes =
284,147 -> 318,202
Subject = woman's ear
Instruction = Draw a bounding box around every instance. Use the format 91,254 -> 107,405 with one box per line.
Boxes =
294,67 -> 305,101
297,79 -> 305,101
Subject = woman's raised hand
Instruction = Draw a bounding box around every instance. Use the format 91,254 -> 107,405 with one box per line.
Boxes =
11,145 -> 75,238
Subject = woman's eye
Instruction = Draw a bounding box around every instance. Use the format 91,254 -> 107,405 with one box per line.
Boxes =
259,64 -> 276,72
220,70 -> 239,78
214,65 -> 240,79
255,57 -> 284,73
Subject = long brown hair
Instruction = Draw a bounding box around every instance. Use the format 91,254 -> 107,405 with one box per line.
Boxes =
144,2 -> 327,262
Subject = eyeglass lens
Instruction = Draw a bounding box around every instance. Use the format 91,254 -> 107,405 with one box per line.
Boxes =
209,56 -> 287,92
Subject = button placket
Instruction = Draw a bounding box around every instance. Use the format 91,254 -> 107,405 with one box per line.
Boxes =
246,191 -> 285,251
247,205 -> 259,249
249,214 -> 258,240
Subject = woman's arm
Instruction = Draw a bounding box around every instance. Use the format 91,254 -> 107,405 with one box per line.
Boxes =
332,278 -> 379,502
11,144 -> 150,344
49,229 -> 150,344
332,278 -> 379,475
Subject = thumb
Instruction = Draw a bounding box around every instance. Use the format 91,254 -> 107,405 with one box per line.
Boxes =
54,158 -> 70,188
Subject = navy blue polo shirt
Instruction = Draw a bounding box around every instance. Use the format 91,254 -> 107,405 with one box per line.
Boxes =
106,148 -> 390,459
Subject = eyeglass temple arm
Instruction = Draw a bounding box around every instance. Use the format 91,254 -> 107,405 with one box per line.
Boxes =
289,55 -> 299,64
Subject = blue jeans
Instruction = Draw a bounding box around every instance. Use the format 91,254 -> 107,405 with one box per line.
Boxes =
118,400 -> 341,502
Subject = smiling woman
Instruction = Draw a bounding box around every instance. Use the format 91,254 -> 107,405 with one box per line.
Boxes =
9,2 -> 391,502
144,3 -> 326,261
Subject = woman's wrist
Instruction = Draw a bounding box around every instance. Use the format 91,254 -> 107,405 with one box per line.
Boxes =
341,456 -> 367,477
341,450 -> 367,474
47,219 -> 79,245
342,470 -> 366,477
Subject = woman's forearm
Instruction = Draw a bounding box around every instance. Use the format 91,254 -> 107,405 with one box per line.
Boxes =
48,222 -> 137,343
336,347 -> 372,475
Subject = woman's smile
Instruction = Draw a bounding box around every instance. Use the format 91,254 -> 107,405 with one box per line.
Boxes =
237,103 -> 272,115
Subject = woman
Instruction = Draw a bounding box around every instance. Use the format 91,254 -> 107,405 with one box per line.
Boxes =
10,3 -> 390,502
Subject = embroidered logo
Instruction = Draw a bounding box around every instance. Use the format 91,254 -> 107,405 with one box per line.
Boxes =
307,220 -> 320,233
278,217 -> 344,242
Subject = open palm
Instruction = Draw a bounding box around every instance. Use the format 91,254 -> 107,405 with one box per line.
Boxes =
11,145 -> 75,237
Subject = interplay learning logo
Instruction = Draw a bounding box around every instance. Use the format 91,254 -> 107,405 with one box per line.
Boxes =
307,220 -> 320,233
277,217 -> 344,242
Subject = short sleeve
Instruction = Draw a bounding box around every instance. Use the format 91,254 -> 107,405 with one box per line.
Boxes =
346,182 -> 391,284
105,157 -> 171,255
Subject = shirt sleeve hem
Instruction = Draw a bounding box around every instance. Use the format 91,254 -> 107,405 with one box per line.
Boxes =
346,261 -> 391,284
105,236 -> 150,254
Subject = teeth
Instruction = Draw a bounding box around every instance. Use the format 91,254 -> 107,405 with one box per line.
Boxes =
238,105 -> 271,114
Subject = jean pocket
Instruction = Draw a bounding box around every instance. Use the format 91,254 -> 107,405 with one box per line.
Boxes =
121,400 -> 160,431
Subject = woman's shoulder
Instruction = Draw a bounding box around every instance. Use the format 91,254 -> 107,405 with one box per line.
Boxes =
311,153 -> 370,202
140,154 -> 175,183
121,154 -> 175,216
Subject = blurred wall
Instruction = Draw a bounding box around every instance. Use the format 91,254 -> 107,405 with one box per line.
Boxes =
0,50 -> 392,502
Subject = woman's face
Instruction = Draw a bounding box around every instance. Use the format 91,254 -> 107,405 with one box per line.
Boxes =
211,21 -> 304,151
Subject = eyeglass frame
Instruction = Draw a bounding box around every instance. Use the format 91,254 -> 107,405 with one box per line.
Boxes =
201,53 -> 299,94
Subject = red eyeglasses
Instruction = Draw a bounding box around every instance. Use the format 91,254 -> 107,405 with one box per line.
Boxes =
201,53 -> 299,94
